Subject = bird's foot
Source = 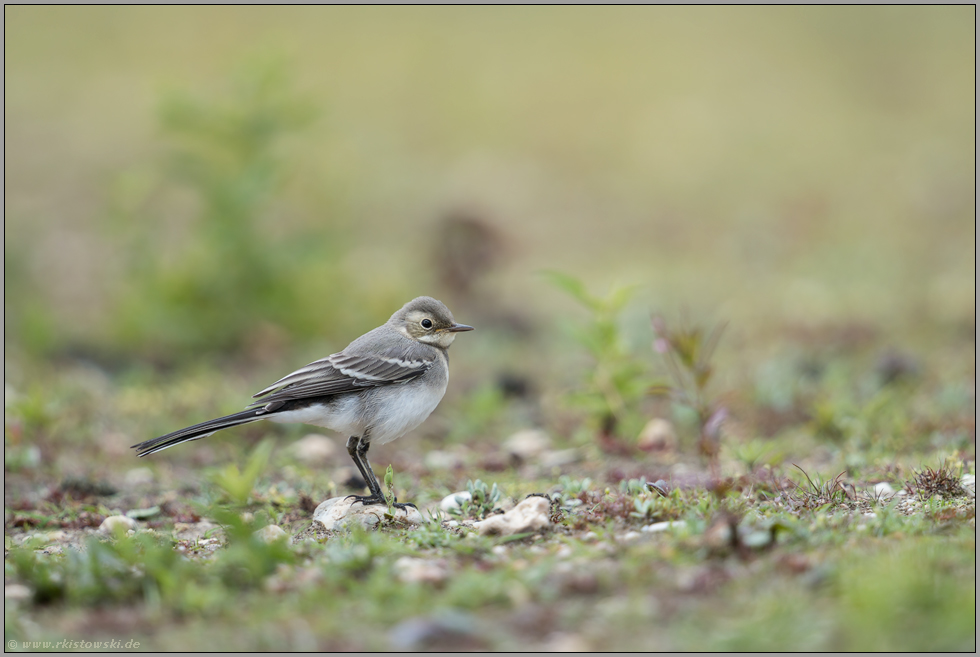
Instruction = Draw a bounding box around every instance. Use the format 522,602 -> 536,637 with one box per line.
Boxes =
344,494 -> 416,510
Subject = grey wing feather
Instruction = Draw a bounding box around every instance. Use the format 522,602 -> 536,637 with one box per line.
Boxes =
248,351 -> 432,407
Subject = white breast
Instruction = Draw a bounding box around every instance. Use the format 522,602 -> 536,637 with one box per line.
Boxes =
367,377 -> 448,445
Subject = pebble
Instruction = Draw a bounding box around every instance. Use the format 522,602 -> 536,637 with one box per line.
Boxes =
641,521 -> 687,533
541,632 -> 590,652
5,584 -> 31,601
30,530 -> 67,543
388,611 -> 481,651
440,491 -> 471,513
962,474 -> 976,498
540,448 -> 581,469
393,556 -> 448,585
473,496 -> 551,536
872,482 -> 896,498
637,418 -> 678,452
289,434 -> 338,464
173,521 -> 221,541
312,496 -> 423,531
99,515 -> 138,535
253,524 -> 288,543
502,429 -> 552,460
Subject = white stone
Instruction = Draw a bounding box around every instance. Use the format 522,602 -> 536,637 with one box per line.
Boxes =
99,515 -> 137,535
542,632 -> 590,652
5,584 -> 31,600
473,496 -> 551,536
962,474 -> 975,498
254,524 -> 288,543
540,449 -> 581,468
173,521 -> 221,541
312,496 -> 423,531
502,429 -> 552,460
440,491 -> 471,513
637,418 -> 678,452
289,434 -> 339,464
872,482 -> 896,498
393,556 -> 448,584
31,530 -> 67,543
641,520 -> 687,533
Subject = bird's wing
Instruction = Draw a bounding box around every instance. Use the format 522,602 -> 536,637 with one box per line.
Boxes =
248,351 -> 433,408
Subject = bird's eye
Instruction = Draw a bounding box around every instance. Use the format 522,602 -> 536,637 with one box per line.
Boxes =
421,318 -> 433,329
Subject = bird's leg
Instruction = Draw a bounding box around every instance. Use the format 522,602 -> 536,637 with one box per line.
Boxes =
345,435 -> 383,505
344,435 -> 416,510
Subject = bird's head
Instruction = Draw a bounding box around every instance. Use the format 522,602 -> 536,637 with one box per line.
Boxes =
391,296 -> 474,348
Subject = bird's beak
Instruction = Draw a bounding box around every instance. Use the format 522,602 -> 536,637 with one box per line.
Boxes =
446,323 -> 475,333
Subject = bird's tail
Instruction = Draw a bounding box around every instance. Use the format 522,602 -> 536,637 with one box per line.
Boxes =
131,408 -> 268,457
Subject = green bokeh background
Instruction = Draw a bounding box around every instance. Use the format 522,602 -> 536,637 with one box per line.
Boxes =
3,8 -> 976,652
5,6 -> 974,367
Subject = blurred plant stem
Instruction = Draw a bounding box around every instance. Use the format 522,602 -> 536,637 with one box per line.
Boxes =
107,56 -> 318,362
544,270 -> 648,453
650,314 -> 727,468
95,55 -> 409,367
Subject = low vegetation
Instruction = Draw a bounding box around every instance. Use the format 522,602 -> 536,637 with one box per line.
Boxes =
5,8 -> 974,652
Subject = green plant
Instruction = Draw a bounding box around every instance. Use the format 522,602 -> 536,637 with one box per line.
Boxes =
544,271 -> 649,450
406,516 -> 461,550
787,465 -> 851,511
650,314 -> 727,464
557,475 -> 593,497
836,539 -> 976,651
209,507 -> 296,589
732,438 -> 784,473
209,439 -> 275,506
100,56 -> 383,362
618,477 -> 650,495
384,464 -> 396,512
448,479 -> 502,520
904,461 -> 967,500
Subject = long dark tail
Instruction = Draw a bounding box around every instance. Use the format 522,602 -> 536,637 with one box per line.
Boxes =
132,408 -> 268,457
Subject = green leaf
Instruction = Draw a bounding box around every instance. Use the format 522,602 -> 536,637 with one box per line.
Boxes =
541,270 -> 601,311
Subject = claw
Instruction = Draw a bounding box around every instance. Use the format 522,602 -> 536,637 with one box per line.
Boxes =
343,494 -> 416,510
344,494 -> 386,507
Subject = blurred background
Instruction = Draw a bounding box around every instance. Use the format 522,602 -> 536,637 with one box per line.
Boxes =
4,9 -> 976,650
4,6 -> 975,448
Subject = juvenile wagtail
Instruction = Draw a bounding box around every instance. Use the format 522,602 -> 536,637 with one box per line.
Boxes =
132,297 -> 473,508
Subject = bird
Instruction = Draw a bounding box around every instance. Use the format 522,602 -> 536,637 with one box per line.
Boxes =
131,296 -> 474,509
